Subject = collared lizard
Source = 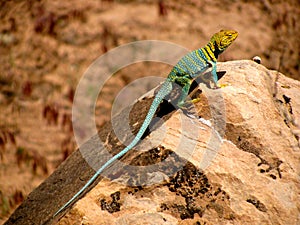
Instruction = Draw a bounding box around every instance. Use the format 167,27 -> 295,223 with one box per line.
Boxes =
53,29 -> 238,218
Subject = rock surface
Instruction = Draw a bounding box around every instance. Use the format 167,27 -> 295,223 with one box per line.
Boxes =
5,60 -> 300,225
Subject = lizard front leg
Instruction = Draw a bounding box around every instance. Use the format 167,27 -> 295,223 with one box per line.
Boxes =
210,61 -> 229,89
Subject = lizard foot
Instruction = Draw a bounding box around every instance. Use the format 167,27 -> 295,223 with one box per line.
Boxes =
217,83 -> 231,88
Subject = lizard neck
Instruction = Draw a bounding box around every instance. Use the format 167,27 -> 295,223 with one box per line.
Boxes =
205,41 -> 221,61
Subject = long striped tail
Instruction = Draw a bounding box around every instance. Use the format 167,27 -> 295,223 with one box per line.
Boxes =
54,80 -> 173,217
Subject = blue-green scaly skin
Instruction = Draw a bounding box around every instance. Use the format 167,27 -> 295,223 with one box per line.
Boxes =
53,30 -> 238,217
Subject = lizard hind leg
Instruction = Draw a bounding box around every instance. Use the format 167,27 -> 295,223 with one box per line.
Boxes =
176,81 -> 200,119
176,79 -> 192,109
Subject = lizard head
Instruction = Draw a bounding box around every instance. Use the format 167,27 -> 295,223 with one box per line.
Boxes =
211,30 -> 238,53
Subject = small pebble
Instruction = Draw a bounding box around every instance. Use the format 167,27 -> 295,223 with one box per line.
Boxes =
252,56 -> 261,64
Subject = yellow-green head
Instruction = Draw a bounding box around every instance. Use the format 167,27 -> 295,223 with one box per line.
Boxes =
210,30 -> 238,53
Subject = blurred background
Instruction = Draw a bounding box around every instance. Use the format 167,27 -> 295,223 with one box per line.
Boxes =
0,0 -> 299,222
